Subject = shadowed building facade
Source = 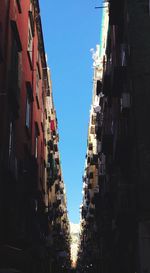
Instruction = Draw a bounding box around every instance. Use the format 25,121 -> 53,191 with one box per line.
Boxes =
77,1 -> 150,273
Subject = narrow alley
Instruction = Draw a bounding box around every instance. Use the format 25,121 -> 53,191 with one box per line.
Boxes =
0,1 -> 150,273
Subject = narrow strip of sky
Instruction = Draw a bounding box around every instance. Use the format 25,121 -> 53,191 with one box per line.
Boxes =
39,0 -> 103,224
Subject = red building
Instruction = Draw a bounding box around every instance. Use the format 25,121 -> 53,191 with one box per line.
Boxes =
0,0 -> 51,271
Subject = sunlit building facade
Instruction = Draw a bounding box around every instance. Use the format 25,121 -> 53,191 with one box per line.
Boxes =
0,1 -> 70,272
77,5 -> 109,271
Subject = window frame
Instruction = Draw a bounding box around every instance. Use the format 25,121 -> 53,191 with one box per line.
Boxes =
11,20 -> 22,52
35,135 -> 38,159
25,95 -> 31,129
0,22 -> 3,63
36,64 -> 41,108
25,82 -> 33,132
16,0 -> 22,13
34,122 -> 40,159
27,20 -> 33,68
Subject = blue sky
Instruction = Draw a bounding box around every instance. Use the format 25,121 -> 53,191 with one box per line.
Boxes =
39,0 -> 103,223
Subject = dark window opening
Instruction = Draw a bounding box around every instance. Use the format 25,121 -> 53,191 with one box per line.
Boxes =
16,0 -> 22,13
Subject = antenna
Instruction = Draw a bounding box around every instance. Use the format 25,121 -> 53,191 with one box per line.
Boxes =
95,6 -> 107,9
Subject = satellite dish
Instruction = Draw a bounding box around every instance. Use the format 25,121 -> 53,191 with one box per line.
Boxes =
94,105 -> 101,113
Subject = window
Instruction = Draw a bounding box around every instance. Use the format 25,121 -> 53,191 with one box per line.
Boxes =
27,3 -> 35,66
28,10 -> 34,36
25,82 -> 33,130
27,22 -> 33,67
11,38 -> 19,73
36,67 -> 39,94
25,96 -> 30,129
9,122 -> 14,158
11,20 -> 22,52
36,64 -> 40,108
35,135 -> 38,159
9,31 -> 20,118
41,111 -> 44,132
34,122 -> 40,159
26,81 -> 34,101
8,122 -> 18,176
16,0 -> 22,13
0,22 -> 3,63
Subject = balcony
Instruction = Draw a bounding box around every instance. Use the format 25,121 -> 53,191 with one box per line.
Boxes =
82,207 -> 87,218
87,156 -> 91,164
55,183 -> 60,193
89,172 -> 93,179
88,143 -> 93,151
98,163 -> 106,176
54,144 -> 58,152
90,154 -> 98,165
88,183 -> 92,190
55,157 -> 60,165
47,140 -> 53,151
47,178 -> 54,188
53,200 -> 61,209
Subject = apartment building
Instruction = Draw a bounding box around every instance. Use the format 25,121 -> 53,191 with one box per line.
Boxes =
0,1 -> 70,272
101,1 -> 150,273
45,70 -> 71,272
79,0 -> 150,272
78,1 -> 150,273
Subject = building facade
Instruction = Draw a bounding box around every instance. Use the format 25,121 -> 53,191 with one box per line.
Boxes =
78,1 -> 150,273
0,1 -> 70,272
